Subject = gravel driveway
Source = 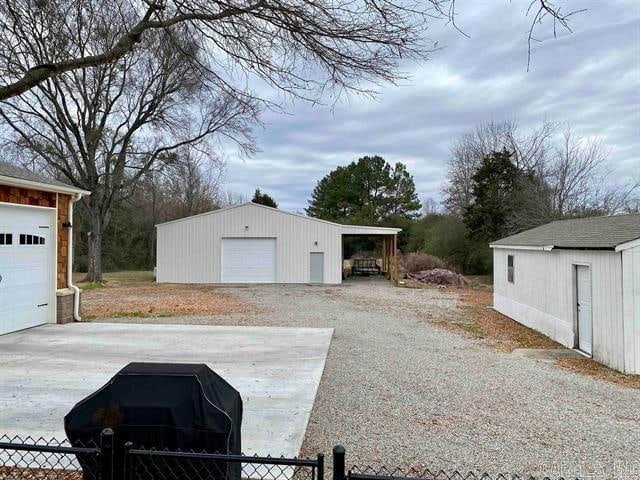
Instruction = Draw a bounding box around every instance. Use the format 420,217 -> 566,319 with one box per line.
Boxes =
99,278 -> 640,479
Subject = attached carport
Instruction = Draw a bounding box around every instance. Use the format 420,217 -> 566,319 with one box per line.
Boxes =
156,202 -> 401,285
341,225 -> 401,283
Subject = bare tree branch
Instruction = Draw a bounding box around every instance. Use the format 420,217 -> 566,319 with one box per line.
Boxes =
0,0 -> 587,101
0,21 -> 257,282
525,0 -> 587,71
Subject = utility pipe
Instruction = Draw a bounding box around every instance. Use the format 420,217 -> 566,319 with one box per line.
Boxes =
67,193 -> 82,321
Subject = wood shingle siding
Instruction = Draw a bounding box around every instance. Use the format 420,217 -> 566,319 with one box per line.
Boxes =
0,185 -> 56,207
0,185 -> 70,290
56,193 -> 70,289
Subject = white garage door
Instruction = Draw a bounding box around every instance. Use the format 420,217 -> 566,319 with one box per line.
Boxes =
0,204 -> 55,335
221,238 -> 276,283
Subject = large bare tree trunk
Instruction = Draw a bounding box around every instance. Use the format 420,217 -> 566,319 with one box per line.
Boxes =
86,214 -> 104,283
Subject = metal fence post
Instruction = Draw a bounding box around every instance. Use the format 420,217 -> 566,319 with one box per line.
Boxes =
317,453 -> 325,480
100,428 -> 114,480
332,445 -> 345,480
123,442 -> 133,480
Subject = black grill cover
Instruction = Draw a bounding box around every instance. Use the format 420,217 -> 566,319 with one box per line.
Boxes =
64,363 -> 242,480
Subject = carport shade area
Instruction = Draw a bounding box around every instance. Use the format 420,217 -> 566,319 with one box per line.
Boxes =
342,233 -> 398,280
0,323 -> 333,457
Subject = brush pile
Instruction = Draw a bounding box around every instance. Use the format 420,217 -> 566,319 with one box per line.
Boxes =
406,268 -> 468,286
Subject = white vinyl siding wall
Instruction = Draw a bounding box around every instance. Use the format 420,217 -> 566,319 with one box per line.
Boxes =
493,248 -> 628,372
156,204 -> 344,284
622,245 -> 640,373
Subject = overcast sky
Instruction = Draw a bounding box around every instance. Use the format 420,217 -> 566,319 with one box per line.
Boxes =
223,0 -> 640,213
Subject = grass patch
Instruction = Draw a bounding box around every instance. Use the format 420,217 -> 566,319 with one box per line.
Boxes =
111,310 -> 172,318
74,271 -> 154,288
104,271 -> 154,283
84,309 -> 172,320
461,323 -> 484,336
78,282 -> 105,290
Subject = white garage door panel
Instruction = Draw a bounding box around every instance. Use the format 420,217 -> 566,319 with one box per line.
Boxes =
0,205 -> 54,335
222,238 -> 276,283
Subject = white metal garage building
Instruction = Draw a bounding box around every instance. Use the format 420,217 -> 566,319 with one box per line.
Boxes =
491,214 -> 640,374
156,202 -> 400,285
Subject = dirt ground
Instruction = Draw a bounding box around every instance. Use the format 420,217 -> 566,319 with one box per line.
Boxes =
77,271 -> 258,319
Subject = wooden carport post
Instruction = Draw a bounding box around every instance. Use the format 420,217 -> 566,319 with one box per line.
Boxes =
389,233 -> 398,285
382,235 -> 389,275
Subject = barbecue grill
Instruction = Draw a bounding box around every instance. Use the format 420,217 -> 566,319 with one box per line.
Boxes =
65,362 -> 242,480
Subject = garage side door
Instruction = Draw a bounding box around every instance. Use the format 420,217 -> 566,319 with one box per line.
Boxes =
0,205 -> 55,335
221,238 -> 276,283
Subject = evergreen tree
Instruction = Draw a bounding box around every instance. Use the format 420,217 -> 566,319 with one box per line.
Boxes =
306,156 -> 421,225
252,189 -> 278,208
463,150 -> 523,242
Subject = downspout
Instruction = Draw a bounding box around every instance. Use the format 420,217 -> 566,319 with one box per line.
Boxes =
68,193 -> 82,321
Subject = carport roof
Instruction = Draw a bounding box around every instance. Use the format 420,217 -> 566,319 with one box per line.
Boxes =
156,202 -> 402,234
0,161 -> 90,195
491,213 -> 640,251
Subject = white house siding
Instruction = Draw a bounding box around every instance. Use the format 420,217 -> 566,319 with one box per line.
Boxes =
493,248 -> 625,372
156,204 -> 344,284
622,245 -> 640,373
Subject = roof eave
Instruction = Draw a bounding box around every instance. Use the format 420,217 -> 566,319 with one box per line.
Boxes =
490,244 -> 554,251
341,226 -> 402,234
157,202 -> 402,233
0,175 -> 91,196
615,238 -> 640,252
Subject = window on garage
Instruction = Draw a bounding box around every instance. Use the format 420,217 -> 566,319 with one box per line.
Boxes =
18,234 -> 45,246
0,233 -> 12,245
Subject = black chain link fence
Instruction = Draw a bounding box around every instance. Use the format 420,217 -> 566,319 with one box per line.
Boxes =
125,446 -> 323,480
0,433 -> 100,480
0,433 -> 582,480
347,465 -> 577,480
0,430 -> 323,480
331,446 -> 579,480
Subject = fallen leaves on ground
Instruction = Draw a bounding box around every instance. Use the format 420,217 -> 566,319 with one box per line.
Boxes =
556,357 -> 640,389
81,282 -> 256,319
435,286 -> 560,351
427,283 -> 640,389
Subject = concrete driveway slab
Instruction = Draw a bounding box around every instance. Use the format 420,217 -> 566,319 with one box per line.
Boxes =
0,322 -> 333,457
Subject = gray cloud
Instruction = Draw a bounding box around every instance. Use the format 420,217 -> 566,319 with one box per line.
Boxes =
224,0 -> 640,211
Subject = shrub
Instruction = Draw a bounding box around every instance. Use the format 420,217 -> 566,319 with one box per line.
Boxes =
399,252 -> 447,275
462,241 -> 493,275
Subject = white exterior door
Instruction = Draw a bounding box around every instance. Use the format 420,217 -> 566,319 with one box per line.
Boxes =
0,204 -> 55,335
310,252 -> 324,283
576,265 -> 593,355
221,238 -> 276,283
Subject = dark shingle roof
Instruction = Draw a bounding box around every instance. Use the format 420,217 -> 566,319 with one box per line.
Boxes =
491,214 -> 640,250
0,161 -> 80,191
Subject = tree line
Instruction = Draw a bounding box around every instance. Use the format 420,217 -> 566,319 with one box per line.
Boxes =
306,122 -> 638,274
